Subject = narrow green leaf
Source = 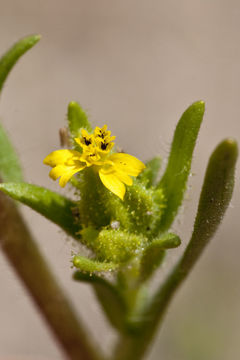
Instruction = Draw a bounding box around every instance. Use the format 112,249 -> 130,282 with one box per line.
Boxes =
158,101 -> 205,231
0,34 -> 41,94
112,138 -> 238,360
74,271 -> 127,331
152,233 -> 181,249
73,255 -> 117,272
73,271 -> 108,283
0,123 -> 23,182
68,101 -> 92,146
141,139 -> 238,348
183,138 -> 238,269
140,233 -> 181,281
0,182 -> 80,239
138,156 -> 161,188
0,35 -> 40,182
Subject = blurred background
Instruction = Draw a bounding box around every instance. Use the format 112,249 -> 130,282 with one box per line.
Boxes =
0,1 -> 239,359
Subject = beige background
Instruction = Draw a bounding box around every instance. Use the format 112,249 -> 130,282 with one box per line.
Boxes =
0,1 -> 240,359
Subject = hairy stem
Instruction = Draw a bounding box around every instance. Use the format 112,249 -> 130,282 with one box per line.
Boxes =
0,191 -> 101,360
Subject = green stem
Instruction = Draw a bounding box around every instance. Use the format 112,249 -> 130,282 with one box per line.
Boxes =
0,191 -> 101,360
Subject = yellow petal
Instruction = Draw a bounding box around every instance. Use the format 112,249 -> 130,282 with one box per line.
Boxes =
49,163 -> 86,187
81,129 -> 90,137
99,169 -> 126,200
43,149 -> 81,167
109,153 -> 145,177
74,138 -> 82,146
115,169 -> 133,186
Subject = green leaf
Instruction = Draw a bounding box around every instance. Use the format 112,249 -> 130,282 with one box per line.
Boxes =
141,139 -> 238,345
68,101 -> 92,148
73,255 -> 118,272
157,101 -> 205,231
113,137 -> 238,360
0,35 -> 40,182
0,123 -> 23,182
0,182 -> 80,239
74,271 -> 127,331
183,138 -> 238,268
152,233 -> 181,249
138,157 -> 161,188
0,34 -> 41,94
140,233 -> 181,281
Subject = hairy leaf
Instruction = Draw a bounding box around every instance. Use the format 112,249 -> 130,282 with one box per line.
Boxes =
184,138 -> 238,268
68,101 -> 92,148
0,34 -> 40,94
0,182 -> 80,239
73,255 -> 117,272
0,124 -> 23,182
142,139 -> 238,346
0,35 -> 40,182
140,233 -> 181,281
158,101 -> 205,231
138,156 -> 161,188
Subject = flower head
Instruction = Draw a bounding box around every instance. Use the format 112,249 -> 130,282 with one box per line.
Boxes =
44,125 -> 145,200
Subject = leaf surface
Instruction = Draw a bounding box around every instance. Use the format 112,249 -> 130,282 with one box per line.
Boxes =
0,34 -> 40,93
0,182 -> 80,239
158,101 -> 205,231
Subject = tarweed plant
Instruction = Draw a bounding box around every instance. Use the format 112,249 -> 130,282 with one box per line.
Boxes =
0,35 -> 238,360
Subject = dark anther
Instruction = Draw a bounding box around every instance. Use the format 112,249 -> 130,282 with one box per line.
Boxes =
101,142 -> 108,150
97,131 -> 105,139
83,137 -> 91,146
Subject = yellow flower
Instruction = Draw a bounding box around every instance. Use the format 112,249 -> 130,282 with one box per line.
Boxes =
44,125 -> 145,200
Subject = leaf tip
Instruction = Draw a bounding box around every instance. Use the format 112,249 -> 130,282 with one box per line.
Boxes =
223,137 -> 238,152
192,100 -> 205,113
24,34 -> 42,47
32,34 -> 42,42
68,100 -> 78,109
216,138 -> 238,165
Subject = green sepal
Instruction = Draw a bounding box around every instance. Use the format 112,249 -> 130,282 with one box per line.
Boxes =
0,182 -> 80,239
74,271 -> 127,332
68,101 -> 92,150
73,255 -> 118,272
140,233 -> 181,281
158,101 -> 205,232
138,156 -> 161,188
0,34 -> 41,94
0,123 -> 24,182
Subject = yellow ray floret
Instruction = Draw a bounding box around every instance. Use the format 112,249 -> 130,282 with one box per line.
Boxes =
43,125 -> 145,199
